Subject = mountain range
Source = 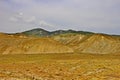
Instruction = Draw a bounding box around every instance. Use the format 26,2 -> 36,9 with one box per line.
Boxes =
0,28 -> 120,54
21,28 -> 94,37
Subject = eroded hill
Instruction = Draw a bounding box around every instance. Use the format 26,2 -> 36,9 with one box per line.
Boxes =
67,34 -> 120,54
0,33 -> 73,54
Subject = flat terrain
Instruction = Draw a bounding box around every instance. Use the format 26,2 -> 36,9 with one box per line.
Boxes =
0,53 -> 120,80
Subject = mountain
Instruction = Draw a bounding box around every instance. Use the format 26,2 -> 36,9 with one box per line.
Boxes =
51,29 -> 94,35
0,33 -> 73,54
21,28 -> 94,37
22,28 -> 50,37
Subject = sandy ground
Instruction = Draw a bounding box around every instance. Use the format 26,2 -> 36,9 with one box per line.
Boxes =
0,54 -> 120,80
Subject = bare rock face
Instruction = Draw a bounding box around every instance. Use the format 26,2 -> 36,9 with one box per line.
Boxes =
0,34 -> 73,54
73,34 -> 120,54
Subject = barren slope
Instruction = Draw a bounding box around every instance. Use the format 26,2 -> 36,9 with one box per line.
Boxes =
0,33 -> 73,54
73,34 -> 120,54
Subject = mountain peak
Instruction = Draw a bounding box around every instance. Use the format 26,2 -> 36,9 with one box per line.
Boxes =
22,28 -> 50,37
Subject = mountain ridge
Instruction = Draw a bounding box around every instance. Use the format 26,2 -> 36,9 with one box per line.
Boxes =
19,28 -> 94,37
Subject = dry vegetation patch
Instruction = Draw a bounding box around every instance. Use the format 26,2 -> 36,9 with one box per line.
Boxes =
0,54 -> 120,80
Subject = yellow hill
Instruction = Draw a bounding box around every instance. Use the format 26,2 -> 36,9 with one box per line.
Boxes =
0,34 -> 73,54
73,34 -> 120,54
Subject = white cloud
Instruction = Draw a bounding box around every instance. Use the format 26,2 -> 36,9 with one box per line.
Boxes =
24,16 -> 36,23
10,17 -> 18,22
39,20 -> 55,28
10,12 -> 36,23
9,12 -> 56,28
19,12 -> 23,16
10,0 -> 34,5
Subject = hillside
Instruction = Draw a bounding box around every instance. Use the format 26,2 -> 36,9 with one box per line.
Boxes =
72,34 -> 120,54
0,28 -> 120,54
0,33 -> 73,54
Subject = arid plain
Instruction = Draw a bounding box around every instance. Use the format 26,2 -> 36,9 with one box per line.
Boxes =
0,54 -> 120,80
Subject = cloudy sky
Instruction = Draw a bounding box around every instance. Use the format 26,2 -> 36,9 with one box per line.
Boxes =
0,0 -> 120,34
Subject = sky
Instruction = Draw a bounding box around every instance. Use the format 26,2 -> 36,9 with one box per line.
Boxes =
0,0 -> 120,34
